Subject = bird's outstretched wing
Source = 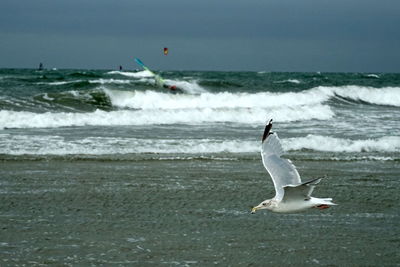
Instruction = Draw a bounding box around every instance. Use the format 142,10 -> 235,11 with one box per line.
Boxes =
281,177 -> 321,202
261,120 -> 301,201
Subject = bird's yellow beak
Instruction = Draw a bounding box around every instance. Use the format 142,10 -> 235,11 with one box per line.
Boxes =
251,207 -> 258,213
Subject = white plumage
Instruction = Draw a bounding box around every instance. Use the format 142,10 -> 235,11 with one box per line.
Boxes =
252,120 -> 336,213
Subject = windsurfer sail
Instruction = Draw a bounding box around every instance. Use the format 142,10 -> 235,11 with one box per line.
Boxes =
134,58 -> 181,93
134,58 -> 165,88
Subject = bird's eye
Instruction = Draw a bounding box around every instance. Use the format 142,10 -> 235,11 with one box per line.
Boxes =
262,203 -> 267,206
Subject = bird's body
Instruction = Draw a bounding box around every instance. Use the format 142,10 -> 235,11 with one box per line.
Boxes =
261,196 -> 334,213
252,120 -> 336,213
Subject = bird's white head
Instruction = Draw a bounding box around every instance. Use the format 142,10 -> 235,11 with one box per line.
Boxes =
251,199 -> 274,213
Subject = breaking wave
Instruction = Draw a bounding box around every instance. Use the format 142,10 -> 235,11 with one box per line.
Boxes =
106,70 -> 154,78
1,85 -> 399,129
1,134 -> 398,156
317,86 -> 400,107
103,88 -> 329,110
102,85 -> 400,110
0,135 -> 257,155
283,135 -> 400,153
0,104 -> 332,129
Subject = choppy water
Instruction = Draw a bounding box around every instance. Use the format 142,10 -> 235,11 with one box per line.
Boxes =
0,68 -> 399,265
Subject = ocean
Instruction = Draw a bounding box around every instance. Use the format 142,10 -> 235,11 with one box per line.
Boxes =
0,68 -> 399,266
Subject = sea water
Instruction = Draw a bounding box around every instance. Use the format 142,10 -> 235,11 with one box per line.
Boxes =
0,69 -> 399,265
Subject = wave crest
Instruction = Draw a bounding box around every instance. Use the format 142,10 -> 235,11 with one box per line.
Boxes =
283,135 -> 400,153
106,70 -> 154,78
0,104 -> 333,129
1,134 -> 398,155
104,88 -> 330,110
317,86 -> 400,107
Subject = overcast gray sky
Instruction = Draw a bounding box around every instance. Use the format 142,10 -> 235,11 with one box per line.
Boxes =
0,0 -> 399,72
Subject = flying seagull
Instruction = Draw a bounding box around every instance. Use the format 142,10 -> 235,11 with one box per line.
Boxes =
251,119 -> 336,213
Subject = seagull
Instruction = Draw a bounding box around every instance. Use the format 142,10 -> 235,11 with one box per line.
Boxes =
251,119 -> 336,213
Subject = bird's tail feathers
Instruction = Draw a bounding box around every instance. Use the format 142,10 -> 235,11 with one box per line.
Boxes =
318,198 -> 337,205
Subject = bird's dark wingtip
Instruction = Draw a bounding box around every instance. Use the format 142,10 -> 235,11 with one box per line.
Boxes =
261,119 -> 273,143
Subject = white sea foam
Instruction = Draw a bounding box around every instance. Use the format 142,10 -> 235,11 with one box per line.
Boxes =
288,79 -> 301,84
89,78 -> 132,84
103,88 -> 330,110
0,87 -> 339,128
1,134 -> 398,155
107,70 -> 154,78
39,79 -> 133,86
68,90 -> 80,97
283,135 -> 400,153
0,104 -> 333,129
42,93 -> 54,101
275,79 -> 302,84
2,85 -> 398,129
107,71 -> 206,93
37,80 -> 83,86
329,156 -> 396,161
0,135 -> 258,155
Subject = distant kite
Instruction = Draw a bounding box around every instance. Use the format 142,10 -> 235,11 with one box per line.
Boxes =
164,47 -> 168,55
